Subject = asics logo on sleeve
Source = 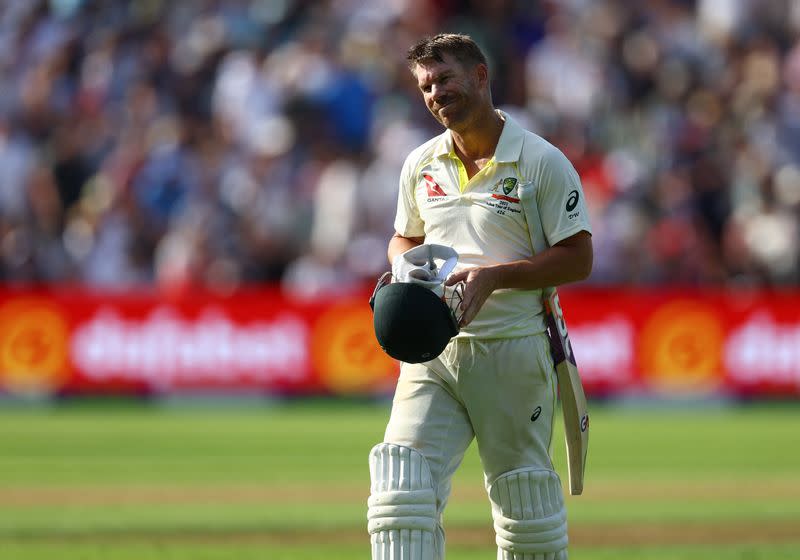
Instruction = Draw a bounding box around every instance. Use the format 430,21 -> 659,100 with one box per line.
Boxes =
566,190 -> 579,211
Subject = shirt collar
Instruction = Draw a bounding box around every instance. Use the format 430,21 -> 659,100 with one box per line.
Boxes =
431,110 -> 525,163
432,130 -> 454,159
493,110 -> 525,163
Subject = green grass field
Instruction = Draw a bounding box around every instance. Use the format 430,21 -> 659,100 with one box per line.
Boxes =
0,400 -> 798,559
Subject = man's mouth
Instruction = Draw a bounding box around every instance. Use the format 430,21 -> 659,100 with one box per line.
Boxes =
437,100 -> 455,114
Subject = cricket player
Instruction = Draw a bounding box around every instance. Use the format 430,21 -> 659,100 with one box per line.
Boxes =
367,34 -> 593,559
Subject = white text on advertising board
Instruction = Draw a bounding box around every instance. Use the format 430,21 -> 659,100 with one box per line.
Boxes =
72,308 -> 308,388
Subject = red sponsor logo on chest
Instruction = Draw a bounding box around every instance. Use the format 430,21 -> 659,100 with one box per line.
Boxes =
423,174 -> 447,197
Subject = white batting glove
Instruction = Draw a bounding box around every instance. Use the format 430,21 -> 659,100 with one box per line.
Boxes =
392,244 -> 458,298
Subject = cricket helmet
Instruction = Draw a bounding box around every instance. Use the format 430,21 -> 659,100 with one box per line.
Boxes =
370,274 -> 460,364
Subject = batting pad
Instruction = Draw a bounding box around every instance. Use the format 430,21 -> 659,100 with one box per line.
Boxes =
368,443 -> 439,560
488,468 -> 568,560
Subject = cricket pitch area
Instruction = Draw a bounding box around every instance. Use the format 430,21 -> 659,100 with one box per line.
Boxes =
1,401 -> 798,559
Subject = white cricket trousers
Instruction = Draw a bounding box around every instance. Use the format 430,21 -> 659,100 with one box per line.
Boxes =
382,333 -> 560,554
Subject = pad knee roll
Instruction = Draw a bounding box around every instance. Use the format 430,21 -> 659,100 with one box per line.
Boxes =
489,468 -> 568,559
367,443 -> 438,559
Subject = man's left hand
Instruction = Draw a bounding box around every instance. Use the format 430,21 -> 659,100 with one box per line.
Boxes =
445,266 -> 498,326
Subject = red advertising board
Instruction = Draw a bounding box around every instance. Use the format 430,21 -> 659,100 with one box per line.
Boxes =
0,287 -> 398,398
0,287 -> 798,398
560,288 -> 800,397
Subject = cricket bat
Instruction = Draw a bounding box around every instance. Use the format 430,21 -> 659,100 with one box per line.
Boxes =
543,287 -> 589,496
516,179 -> 589,495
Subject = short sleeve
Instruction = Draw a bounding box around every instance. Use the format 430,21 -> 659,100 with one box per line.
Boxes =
535,146 -> 592,246
393,152 -> 425,238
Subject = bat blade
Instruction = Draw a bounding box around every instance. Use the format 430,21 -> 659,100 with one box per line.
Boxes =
544,289 -> 589,496
554,359 -> 589,495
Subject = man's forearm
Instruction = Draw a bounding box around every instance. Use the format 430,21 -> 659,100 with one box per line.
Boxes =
493,232 -> 593,290
492,238 -> 593,290
388,233 -> 425,264
447,231 -> 593,294
493,230 -> 593,290
444,231 -> 592,327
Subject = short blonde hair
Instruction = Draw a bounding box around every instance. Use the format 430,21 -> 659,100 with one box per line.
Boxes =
406,33 -> 488,72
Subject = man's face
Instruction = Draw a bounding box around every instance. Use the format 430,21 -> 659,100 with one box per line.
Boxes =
413,54 -> 484,132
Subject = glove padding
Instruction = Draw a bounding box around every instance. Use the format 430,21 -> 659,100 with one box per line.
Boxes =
391,244 -> 458,298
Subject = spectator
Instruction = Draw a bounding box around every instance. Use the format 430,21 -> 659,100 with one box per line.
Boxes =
0,0 -> 799,290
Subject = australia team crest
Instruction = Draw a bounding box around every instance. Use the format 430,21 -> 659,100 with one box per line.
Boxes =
501,177 -> 517,195
491,177 -> 520,203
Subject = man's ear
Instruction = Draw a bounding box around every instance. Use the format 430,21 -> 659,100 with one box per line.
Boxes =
475,63 -> 489,88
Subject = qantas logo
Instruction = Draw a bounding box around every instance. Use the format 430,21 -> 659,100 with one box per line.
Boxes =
423,174 -> 447,197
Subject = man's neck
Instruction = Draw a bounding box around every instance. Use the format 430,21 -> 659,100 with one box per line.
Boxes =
450,108 -> 504,162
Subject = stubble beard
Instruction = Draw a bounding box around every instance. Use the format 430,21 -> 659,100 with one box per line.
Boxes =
433,97 -> 470,132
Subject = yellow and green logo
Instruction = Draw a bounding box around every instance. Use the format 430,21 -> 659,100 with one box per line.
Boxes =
502,177 -> 517,195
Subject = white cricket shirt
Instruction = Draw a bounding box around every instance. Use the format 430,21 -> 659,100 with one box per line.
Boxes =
394,111 -> 592,339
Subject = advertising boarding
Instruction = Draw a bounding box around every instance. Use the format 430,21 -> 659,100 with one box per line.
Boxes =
0,287 -> 798,398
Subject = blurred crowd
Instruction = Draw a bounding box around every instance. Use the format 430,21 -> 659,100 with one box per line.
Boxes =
1,0 -> 800,295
